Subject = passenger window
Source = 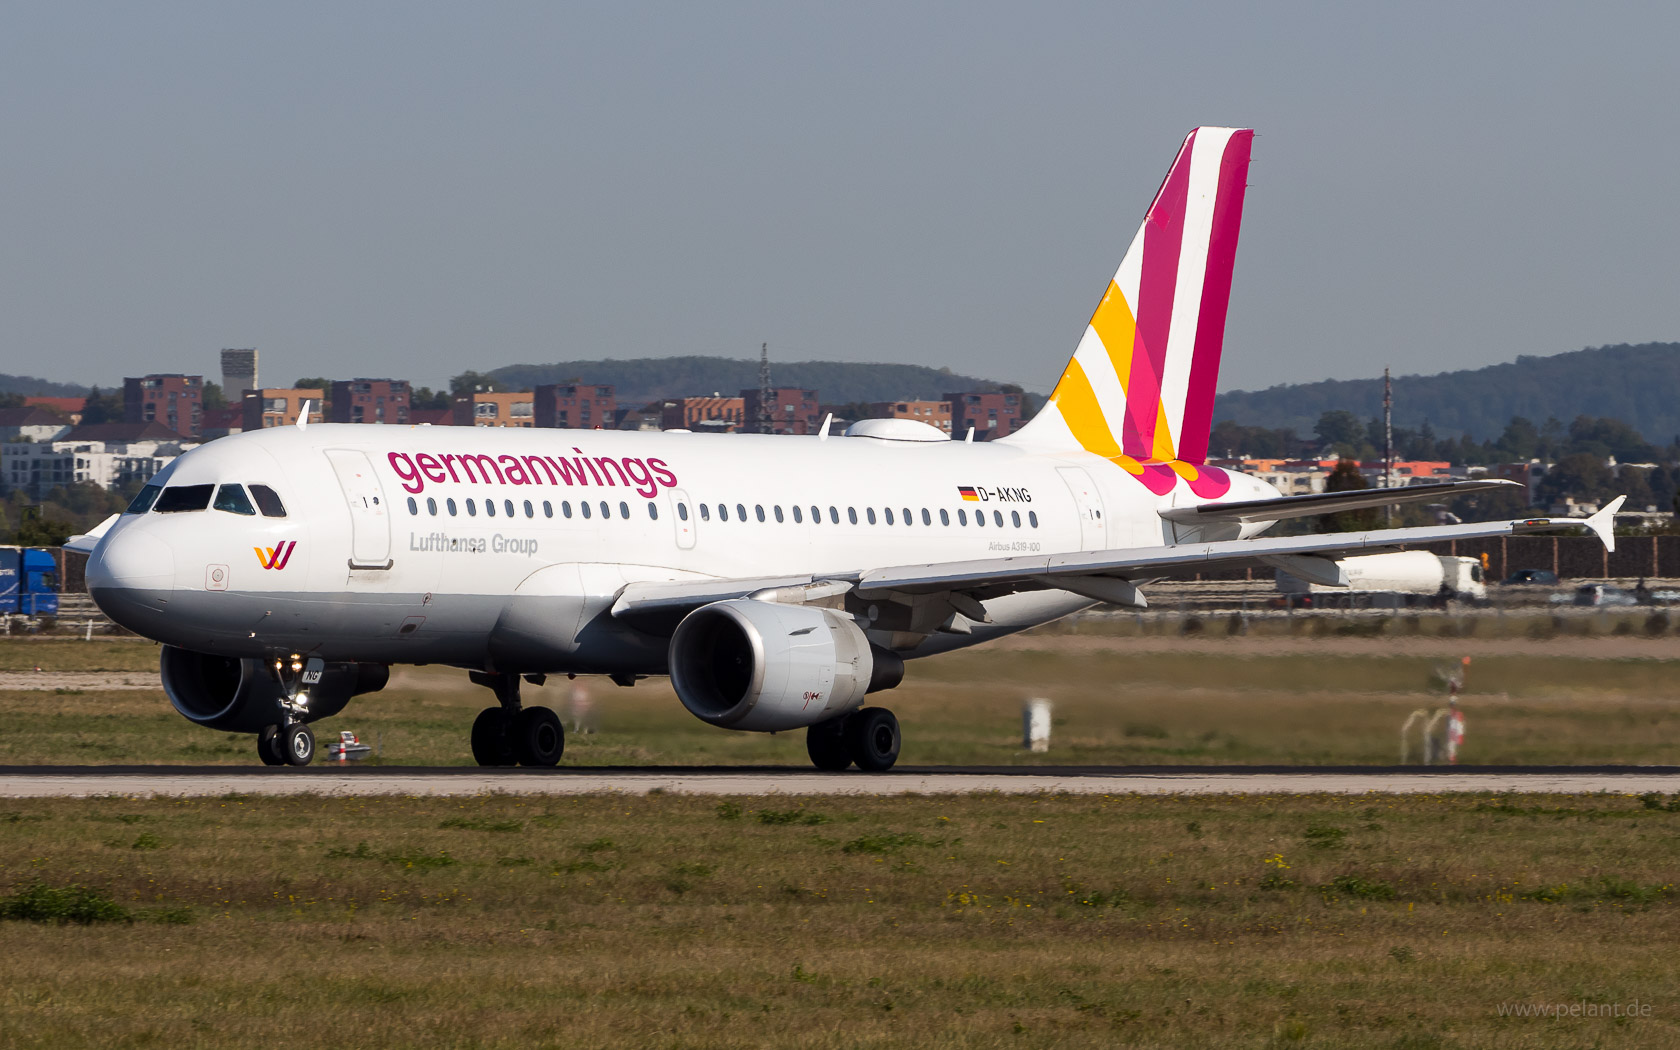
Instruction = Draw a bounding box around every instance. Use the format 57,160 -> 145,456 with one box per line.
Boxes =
523,500 -> 534,518
700,504 -> 711,521
212,484 -> 257,515
903,507 -> 912,526
249,484 -> 288,518
736,503 -> 747,522
755,505 -> 765,523
774,505 -> 784,523
1029,511 -> 1039,528
993,510 -> 1004,527
467,499 -> 478,517
127,484 -> 163,514
812,505 -> 822,523
486,500 -> 497,517
939,509 -> 950,526
427,497 -> 438,516
505,500 -> 516,518
976,510 -> 985,527
866,508 -> 876,525
718,504 -> 728,522
155,484 -> 214,513
792,506 -> 802,523
957,509 -> 967,526
921,508 -> 931,526
848,507 -> 858,525
647,501 -> 658,520
542,501 -> 551,518
407,497 -> 418,515
883,508 -> 893,525
678,503 -> 689,521
581,501 -> 592,519
563,501 -> 573,518
829,506 -> 839,524
1011,510 -> 1021,528
448,498 -> 459,517
600,501 -> 611,519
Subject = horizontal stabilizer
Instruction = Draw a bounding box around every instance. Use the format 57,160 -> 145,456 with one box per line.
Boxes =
1158,480 -> 1522,525
63,513 -> 120,554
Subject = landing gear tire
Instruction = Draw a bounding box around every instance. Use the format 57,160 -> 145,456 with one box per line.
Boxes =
845,707 -> 901,772
514,706 -> 565,767
257,725 -> 286,766
471,707 -> 518,766
281,723 -> 315,767
806,717 -> 853,771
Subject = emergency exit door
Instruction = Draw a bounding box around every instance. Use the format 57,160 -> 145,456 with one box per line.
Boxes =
325,449 -> 393,569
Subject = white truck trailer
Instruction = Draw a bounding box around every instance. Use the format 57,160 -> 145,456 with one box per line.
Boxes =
1276,551 -> 1487,607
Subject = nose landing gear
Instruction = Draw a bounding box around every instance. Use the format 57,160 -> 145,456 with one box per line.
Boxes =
256,654 -> 322,767
469,671 -> 565,767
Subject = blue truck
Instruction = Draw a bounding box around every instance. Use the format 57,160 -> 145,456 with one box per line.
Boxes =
0,547 -> 60,616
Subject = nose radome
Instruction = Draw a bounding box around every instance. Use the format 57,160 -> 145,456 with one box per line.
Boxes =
87,528 -> 175,621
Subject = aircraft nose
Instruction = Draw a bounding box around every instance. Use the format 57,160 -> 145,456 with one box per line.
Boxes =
87,528 -> 175,628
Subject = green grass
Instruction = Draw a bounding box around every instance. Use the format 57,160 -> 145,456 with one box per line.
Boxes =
4,634 -> 1680,766
1,792 -> 1678,1048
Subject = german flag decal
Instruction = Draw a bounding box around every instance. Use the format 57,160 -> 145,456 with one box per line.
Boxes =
957,486 -> 980,502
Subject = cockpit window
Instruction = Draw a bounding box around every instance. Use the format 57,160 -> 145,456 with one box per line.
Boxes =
126,484 -> 163,515
154,484 -> 215,513
249,484 -> 287,518
213,484 -> 257,516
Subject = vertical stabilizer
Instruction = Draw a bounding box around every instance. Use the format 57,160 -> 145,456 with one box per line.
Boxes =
1005,127 -> 1253,472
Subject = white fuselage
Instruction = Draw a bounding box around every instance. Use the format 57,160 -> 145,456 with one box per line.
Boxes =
87,422 -> 1278,673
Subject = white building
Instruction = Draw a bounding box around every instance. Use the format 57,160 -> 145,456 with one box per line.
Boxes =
1,422 -> 197,497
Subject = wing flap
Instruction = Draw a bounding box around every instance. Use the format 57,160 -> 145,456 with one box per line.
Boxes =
1158,479 -> 1521,525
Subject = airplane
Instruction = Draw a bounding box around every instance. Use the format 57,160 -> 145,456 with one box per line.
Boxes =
82,126 -> 1622,769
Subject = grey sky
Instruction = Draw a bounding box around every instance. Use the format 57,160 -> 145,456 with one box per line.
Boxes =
3,3 -> 1676,396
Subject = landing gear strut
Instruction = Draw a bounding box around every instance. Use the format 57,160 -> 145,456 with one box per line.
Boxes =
805,707 -> 901,772
258,654 -> 321,767
469,671 -> 565,767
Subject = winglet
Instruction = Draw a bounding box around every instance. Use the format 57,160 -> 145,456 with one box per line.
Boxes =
297,401 -> 311,430
818,413 -> 832,441
1585,495 -> 1625,553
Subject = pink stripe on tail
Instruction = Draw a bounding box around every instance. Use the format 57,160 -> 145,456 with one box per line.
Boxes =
1174,130 -> 1253,464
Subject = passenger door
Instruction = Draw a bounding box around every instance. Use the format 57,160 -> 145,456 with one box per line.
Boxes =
1057,466 -> 1107,551
324,449 -> 392,569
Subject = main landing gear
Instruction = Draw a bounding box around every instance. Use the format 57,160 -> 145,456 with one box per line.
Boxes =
806,707 -> 901,772
469,671 -> 565,767
258,654 -> 324,767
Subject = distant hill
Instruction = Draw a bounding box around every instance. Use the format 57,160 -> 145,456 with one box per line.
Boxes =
0,372 -> 89,398
485,357 -> 1031,408
1214,342 -> 1680,442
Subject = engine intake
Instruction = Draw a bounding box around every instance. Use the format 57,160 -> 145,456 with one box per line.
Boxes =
669,600 -> 900,732
159,646 -> 389,733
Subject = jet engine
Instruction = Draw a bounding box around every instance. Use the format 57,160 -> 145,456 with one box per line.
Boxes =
159,645 -> 389,733
669,600 -> 904,733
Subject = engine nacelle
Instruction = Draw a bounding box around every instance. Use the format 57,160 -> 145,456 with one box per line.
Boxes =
159,646 -> 389,733
669,600 -> 903,732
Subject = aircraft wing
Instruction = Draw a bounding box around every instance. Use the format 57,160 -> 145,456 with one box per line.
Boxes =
856,497 -> 1623,599
1157,479 -> 1521,525
612,498 -> 1623,625
63,513 -> 120,554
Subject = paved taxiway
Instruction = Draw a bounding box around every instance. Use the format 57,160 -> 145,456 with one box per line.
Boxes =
1,765 -> 1678,797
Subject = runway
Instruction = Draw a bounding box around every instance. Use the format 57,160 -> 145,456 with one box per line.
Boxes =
2,764 -> 1678,797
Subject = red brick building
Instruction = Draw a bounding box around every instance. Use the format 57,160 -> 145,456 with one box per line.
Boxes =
330,379 -> 410,425
123,374 -> 203,437
535,384 -> 616,429
741,387 -> 821,435
659,396 -> 745,431
945,391 -> 1022,440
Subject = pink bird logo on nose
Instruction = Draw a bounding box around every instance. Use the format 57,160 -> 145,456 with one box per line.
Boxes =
253,542 -> 296,570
